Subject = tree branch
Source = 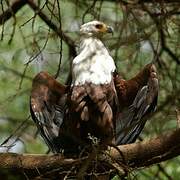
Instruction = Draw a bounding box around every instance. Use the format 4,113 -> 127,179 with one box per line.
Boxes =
26,0 -> 76,57
140,0 -> 180,2
112,128 -> 180,168
0,0 -> 76,57
0,0 -> 26,25
0,128 -> 180,171
101,0 -> 180,4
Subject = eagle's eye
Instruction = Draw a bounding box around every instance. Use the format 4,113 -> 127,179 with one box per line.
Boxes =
95,24 -> 103,29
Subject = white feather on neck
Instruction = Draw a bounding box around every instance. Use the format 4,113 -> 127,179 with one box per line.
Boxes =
72,36 -> 116,86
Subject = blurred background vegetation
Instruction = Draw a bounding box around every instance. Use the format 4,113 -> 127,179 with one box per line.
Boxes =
0,0 -> 179,179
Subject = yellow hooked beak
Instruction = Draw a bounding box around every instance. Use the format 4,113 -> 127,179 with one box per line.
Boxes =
100,25 -> 114,35
106,26 -> 114,34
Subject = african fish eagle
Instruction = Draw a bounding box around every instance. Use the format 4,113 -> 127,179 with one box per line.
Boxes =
30,20 -> 158,154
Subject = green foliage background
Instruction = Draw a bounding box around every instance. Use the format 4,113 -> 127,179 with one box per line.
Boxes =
0,0 -> 179,179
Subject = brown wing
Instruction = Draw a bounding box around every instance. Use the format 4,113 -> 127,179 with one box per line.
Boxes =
30,72 -> 67,153
114,63 -> 158,145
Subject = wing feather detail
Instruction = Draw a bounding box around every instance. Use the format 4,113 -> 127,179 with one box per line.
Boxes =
30,72 -> 67,153
115,64 -> 158,145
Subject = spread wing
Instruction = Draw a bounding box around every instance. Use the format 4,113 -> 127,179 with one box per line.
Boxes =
114,63 -> 158,145
30,72 -> 67,153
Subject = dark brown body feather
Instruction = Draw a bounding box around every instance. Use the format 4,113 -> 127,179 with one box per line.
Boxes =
60,81 -> 118,148
30,63 -> 158,153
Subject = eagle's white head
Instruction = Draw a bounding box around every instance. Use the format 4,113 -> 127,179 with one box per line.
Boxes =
72,20 -> 116,86
80,20 -> 113,37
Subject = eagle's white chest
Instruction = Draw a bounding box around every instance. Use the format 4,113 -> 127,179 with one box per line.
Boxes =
72,37 -> 115,86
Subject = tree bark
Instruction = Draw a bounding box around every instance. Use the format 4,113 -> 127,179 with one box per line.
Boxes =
0,128 -> 180,170
0,0 -> 26,25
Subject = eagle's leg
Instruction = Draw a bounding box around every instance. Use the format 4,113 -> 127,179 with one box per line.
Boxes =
98,100 -> 114,145
87,84 -> 114,145
70,85 -> 89,121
